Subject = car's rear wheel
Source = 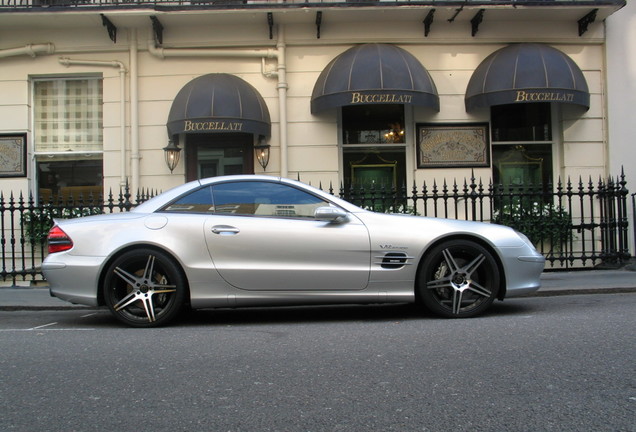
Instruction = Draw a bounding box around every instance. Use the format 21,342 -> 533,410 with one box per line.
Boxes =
103,249 -> 186,327
418,239 -> 499,318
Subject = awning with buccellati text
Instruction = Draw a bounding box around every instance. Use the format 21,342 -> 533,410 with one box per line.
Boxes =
311,44 -> 439,114
167,73 -> 271,137
465,43 -> 590,111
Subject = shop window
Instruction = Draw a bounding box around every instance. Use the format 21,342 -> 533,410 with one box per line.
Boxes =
491,103 -> 553,189
34,78 -> 103,203
342,105 -> 406,190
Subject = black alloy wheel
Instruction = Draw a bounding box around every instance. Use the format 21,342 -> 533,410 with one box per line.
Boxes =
103,249 -> 186,327
418,239 -> 500,318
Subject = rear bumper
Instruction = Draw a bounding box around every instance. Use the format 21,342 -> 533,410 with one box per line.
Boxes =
42,255 -> 104,307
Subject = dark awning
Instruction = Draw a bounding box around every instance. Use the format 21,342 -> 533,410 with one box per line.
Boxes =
465,43 -> 590,111
167,73 -> 271,137
311,44 -> 439,114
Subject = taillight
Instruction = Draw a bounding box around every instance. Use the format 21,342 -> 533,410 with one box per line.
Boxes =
47,225 -> 74,254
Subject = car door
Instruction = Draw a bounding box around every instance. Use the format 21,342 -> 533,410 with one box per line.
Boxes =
203,180 -> 371,291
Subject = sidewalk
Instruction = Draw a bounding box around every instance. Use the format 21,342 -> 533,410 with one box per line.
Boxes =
1,265 -> 635,309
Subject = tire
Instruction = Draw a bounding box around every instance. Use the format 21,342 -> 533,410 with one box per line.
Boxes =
418,239 -> 500,318
103,249 -> 186,327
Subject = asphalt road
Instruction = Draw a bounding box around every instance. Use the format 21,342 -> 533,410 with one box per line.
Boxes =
1,293 -> 635,432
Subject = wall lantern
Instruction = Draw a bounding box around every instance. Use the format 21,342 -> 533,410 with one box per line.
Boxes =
163,139 -> 181,173
254,135 -> 270,170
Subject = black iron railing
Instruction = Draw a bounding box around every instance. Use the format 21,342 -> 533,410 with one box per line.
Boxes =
0,171 -> 631,284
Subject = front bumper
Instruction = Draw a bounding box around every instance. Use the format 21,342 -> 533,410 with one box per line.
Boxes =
501,250 -> 546,298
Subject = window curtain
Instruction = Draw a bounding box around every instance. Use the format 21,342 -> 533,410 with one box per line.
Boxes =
34,79 -> 103,153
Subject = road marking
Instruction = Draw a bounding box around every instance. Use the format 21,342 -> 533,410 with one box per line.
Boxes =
0,322 -> 95,332
0,329 -> 95,333
31,322 -> 57,330
0,328 -> 95,332
0,314 -> 103,331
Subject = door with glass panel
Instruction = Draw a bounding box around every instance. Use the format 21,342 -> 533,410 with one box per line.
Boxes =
185,133 -> 254,182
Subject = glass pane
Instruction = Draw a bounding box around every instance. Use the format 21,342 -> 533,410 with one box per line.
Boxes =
493,144 -> 553,188
212,182 -> 328,218
163,186 -> 214,213
342,105 -> 405,144
196,144 -> 245,179
37,157 -> 103,203
343,148 -> 406,189
34,79 -> 103,153
491,103 -> 551,142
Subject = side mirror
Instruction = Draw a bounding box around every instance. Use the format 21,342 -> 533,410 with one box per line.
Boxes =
314,206 -> 348,223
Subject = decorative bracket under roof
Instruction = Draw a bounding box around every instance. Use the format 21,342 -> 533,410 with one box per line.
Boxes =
150,17 -> 164,45
471,9 -> 485,37
578,9 -> 598,36
316,11 -> 323,39
100,14 -> 117,43
423,9 -> 435,37
447,5 -> 463,23
267,12 -> 274,40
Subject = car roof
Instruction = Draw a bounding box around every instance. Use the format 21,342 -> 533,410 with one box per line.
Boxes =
132,175 -> 363,214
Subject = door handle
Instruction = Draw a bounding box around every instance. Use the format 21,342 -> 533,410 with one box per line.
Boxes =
211,225 -> 240,235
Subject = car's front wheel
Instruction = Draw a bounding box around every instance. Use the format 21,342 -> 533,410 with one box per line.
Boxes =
103,249 -> 186,327
418,239 -> 500,318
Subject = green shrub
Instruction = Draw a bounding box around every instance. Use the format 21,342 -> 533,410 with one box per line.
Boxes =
493,202 -> 572,247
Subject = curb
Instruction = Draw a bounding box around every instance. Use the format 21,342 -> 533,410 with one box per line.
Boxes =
0,306 -> 97,311
521,287 -> 636,297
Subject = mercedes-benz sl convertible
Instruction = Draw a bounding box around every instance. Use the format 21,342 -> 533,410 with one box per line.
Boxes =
42,175 -> 545,327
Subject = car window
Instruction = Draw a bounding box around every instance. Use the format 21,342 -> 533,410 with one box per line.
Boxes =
212,181 -> 329,218
162,186 -> 215,213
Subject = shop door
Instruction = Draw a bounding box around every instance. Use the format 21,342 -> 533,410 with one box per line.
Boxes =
185,133 -> 254,181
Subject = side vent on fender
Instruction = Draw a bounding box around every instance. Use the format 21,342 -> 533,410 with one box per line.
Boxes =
377,252 -> 411,269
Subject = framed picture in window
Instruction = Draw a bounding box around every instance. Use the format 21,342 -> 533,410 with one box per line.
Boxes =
417,123 -> 490,168
0,134 -> 27,177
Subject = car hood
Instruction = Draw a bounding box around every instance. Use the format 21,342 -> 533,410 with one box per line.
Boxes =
356,211 -> 527,248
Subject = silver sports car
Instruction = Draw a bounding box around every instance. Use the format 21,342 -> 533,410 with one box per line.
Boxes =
42,175 -> 545,327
